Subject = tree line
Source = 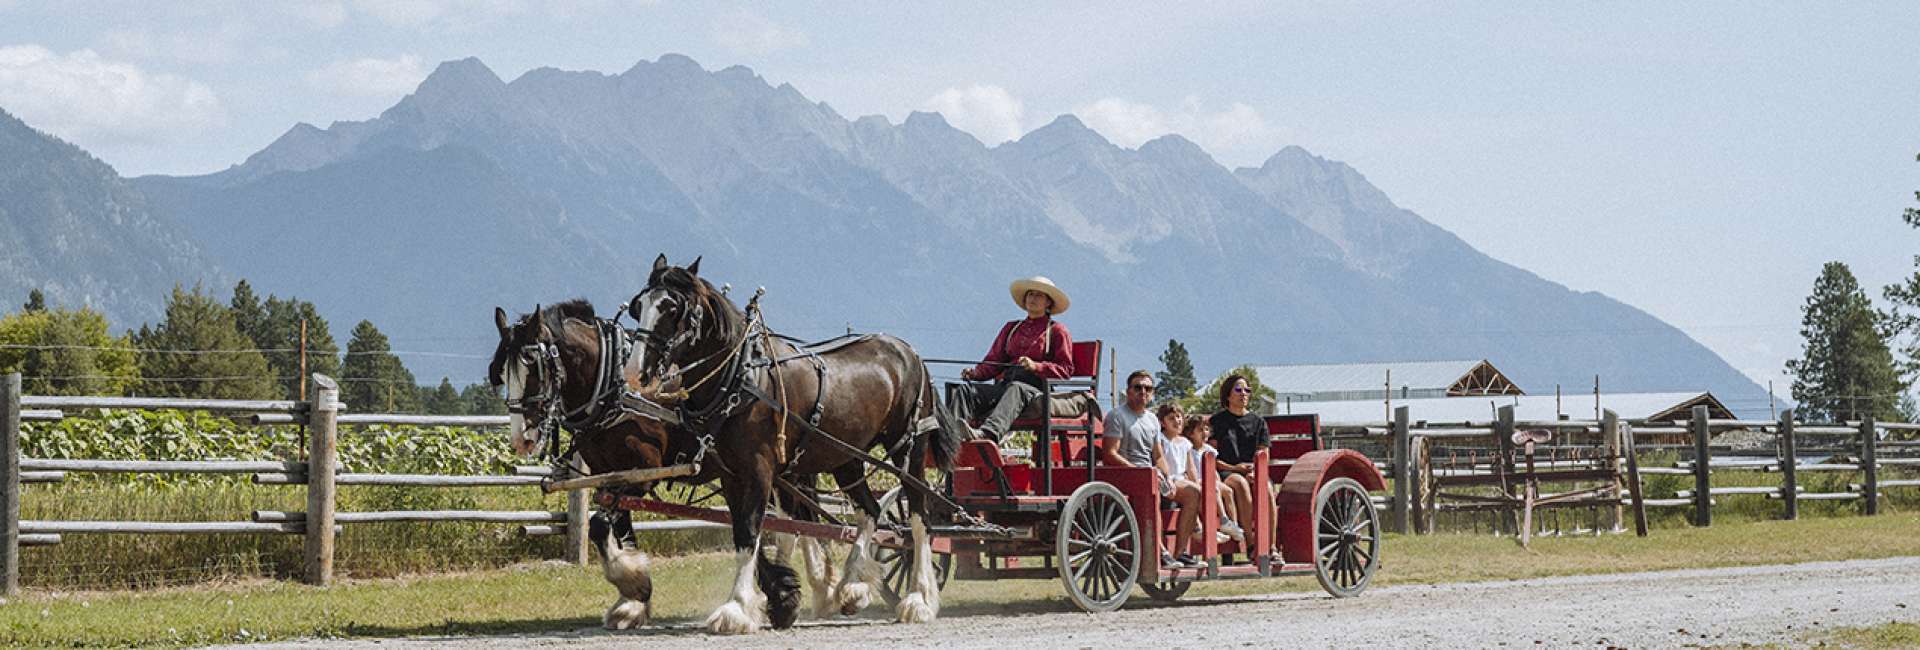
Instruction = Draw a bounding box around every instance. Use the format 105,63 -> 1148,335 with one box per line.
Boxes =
0,280 -> 503,415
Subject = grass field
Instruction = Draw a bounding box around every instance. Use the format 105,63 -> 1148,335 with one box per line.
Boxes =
4,512 -> 1918,648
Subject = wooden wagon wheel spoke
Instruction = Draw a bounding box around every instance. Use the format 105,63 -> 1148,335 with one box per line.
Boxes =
1056,482 -> 1138,613
1311,477 -> 1379,599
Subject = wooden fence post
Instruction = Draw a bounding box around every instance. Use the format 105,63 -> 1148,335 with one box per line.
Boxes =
0,373 -> 19,598
1690,405 -> 1712,527
1620,415 -> 1648,537
1392,406 -> 1411,535
1495,405 -> 1516,535
304,374 -> 339,586
1602,409 -> 1623,532
565,457 -> 590,565
1779,410 -> 1797,521
1413,436 -> 1434,534
1860,418 -> 1878,516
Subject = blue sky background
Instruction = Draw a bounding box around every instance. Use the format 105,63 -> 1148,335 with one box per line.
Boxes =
2,2 -> 1917,399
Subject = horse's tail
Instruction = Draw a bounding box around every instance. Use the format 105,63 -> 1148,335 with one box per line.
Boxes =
924,376 -> 964,473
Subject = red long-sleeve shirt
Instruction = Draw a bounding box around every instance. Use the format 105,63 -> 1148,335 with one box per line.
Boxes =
972,317 -> 1074,381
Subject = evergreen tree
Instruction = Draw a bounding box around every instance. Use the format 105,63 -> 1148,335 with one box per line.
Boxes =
229,280 -> 266,348
460,382 -> 505,416
341,320 -> 419,413
252,295 -> 341,400
422,377 -> 462,415
1884,151 -> 1920,392
1788,262 -> 1904,422
1154,339 -> 1197,406
22,289 -> 44,312
134,284 -> 274,399
0,306 -> 139,395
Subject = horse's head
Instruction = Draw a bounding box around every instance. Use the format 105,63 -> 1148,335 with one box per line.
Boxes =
624,254 -> 729,401
489,301 -> 601,458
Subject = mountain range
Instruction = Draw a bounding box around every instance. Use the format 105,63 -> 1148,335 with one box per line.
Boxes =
2,54 -> 1767,411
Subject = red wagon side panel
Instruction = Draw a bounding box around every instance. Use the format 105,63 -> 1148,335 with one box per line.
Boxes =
1276,449 -> 1385,564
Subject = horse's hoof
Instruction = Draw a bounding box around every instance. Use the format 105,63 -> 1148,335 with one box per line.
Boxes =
897,594 -> 937,624
603,598 -> 649,630
834,582 -> 872,615
705,601 -> 761,635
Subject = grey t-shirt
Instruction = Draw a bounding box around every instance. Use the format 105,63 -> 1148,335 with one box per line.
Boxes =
1102,406 -> 1160,468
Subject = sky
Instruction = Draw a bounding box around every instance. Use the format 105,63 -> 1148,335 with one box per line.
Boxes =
2,2 -> 1917,402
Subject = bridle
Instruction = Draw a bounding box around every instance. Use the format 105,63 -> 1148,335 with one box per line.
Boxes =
498,310 -> 635,462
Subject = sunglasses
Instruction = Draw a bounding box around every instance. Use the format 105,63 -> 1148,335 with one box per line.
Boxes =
1129,384 -> 1155,393
1231,387 -> 1252,394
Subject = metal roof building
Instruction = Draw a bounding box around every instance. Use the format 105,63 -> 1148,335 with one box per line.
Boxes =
1275,391 -> 1737,425
1252,359 -> 1524,403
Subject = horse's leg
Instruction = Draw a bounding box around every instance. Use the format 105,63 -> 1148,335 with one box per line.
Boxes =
774,479 -> 839,620
591,509 -> 652,630
706,475 -> 774,634
897,439 -> 940,623
829,464 -> 883,614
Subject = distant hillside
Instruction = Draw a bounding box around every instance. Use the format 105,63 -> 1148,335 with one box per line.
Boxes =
0,108 -> 221,327
113,55 -> 1763,407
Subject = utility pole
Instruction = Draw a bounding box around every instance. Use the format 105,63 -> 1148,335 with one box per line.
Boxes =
1768,380 -> 1776,420
299,318 -> 309,401
1384,369 -> 1392,423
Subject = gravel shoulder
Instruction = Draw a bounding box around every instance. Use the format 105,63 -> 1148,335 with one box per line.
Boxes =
226,556 -> 1920,649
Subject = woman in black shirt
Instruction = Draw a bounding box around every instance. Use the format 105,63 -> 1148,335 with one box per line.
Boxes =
1208,374 -> 1267,548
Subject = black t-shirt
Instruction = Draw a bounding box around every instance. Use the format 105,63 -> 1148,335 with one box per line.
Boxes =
1209,411 -> 1268,466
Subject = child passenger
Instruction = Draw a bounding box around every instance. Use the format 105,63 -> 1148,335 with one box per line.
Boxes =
1154,404 -> 1201,568
1185,415 -> 1245,544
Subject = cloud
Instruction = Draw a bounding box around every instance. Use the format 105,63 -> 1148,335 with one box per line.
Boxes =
349,0 -> 526,29
100,21 -> 252,65
0,45 -> 225,146
711,9 -> 809,55
286,1 -> 349,29
922,85 -> 1027,145
1075,96 -> 1287,160
305,54 -> 427,97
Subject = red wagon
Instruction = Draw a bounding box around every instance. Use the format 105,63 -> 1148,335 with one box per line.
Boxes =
938,339 -> 1386,611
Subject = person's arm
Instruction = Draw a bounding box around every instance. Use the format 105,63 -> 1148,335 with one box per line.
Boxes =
1184,447 -> 1200,483
966,322 -> 1015,381
1030,321 -> 1075,379
1152,438 -> 1169,481
1100,433 -> 1130,467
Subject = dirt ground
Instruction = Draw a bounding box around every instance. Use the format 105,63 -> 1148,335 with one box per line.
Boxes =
226,556 -> 1920,649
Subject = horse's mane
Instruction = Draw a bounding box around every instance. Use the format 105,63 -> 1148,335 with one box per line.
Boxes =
648,267 -> 744,335
548,298 -> 596,323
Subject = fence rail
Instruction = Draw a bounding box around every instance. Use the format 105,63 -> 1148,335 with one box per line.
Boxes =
0,373 -> 595,596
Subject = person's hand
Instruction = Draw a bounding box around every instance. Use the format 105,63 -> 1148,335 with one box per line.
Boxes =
960,368 -> 975,381
1017,356 -> 1038,373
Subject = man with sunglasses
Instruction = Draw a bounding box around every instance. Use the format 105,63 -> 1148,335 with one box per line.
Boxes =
1101,371 -> 1202,569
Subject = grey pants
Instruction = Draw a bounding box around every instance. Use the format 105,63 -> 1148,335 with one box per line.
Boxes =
950,380 -> 1044,440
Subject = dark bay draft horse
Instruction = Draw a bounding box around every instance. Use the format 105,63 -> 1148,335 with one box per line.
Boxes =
490,300 -> 859,629
624,255 -> 962,634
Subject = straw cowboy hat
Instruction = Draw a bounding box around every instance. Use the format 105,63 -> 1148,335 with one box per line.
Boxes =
1009,276 -> 1070,315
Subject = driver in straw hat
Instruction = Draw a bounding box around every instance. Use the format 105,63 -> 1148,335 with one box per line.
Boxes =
953,276 -> 1076,442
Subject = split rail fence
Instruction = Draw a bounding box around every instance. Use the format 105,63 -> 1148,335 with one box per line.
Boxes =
0,372 -> 724,597
1321,404 -> 1919,538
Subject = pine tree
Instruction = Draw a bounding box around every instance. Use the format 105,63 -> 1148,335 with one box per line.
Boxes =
1884,151 -> 1920,392
422,377 -> 462,414
1154,339 -> 1197,406
1787,262 -> 1904,422
135,284 -> 275,399
341,320 -> 419,413
461,382 -> 505,416
229,280 -> 266,347
22,289 -> 45,312
251,295 -> 341,400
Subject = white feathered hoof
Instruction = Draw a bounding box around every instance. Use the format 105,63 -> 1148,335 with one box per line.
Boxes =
603,598 -> 649,630
811,584 -> 837,620
705,600 -> 762,635
834,581 -> 872,616
897,593 -> 936,624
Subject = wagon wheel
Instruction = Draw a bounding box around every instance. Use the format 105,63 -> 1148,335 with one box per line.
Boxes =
871,486 -> 952,607
1312,477 -> 1380,598
1140,579 -> 1191,602
1056,481 -> 1139,613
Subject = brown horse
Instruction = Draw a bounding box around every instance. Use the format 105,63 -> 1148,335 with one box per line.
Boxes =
625,254 -> 961,634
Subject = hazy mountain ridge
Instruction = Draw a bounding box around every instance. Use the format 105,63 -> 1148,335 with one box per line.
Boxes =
41,53 -> 1759,406
0,108 -> 223,326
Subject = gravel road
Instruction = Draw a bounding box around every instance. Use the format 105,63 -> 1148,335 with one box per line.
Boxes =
229,556 -> 1920,649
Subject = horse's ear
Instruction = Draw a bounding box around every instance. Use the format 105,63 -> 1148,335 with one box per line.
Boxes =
494,307 -> 509,334
653,254 -> 668,274
530,304 -> 544,330
686,256 -> 702,276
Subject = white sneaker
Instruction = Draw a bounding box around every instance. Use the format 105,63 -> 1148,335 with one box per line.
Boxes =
1220,520 -> 1246,543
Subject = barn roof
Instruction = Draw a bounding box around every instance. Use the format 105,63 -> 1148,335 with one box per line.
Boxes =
1252,359 -> 1523,399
